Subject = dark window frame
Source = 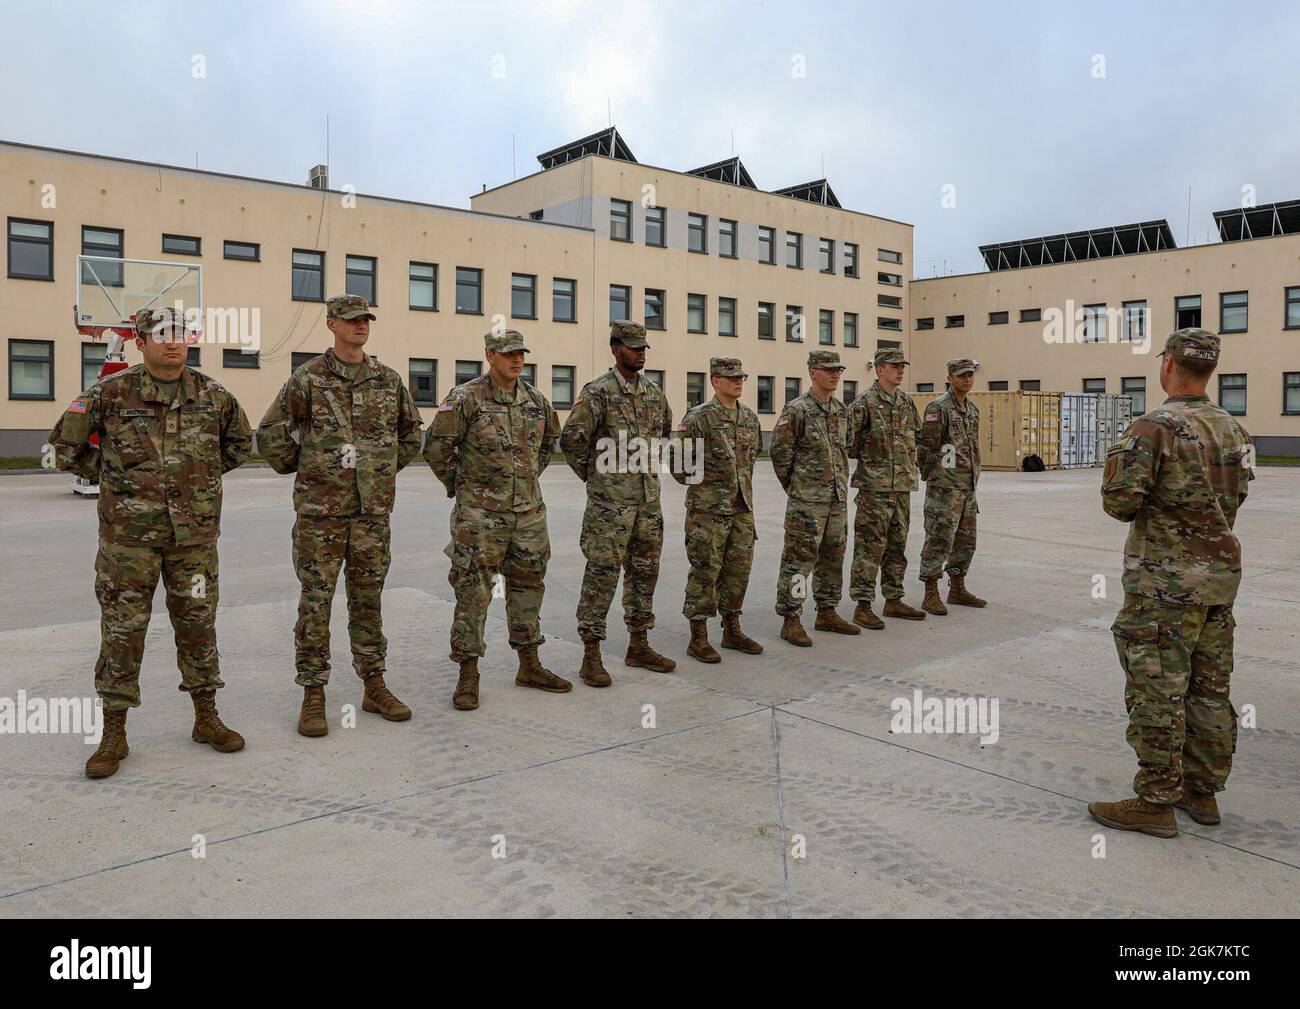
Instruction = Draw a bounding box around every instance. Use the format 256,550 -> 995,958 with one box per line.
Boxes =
1019,379 -> 1041,391
609,198 -> 633,243
845,242 -> 860,278
455,266 -> 483,315
644,206 -> 666,248
878,271 -> 902,287
916,317 -> 934,330
223,348 -> 260,369
408,358 -> 437,406
644,288 -> 666,331
1283,372 -> 1300,415
1174,294 -> 1202,329
1285,287 -> 1300,331
819,236 -> 835,275
1122,300 -> 1148,343
686,372 -> 707,409
786,231 -> 803,270
878,294 -> 903,310
1218,373 -> 1247,416
223,240 -> 260,262
345,254 -> 378,306
455,359 -> 483,387
1083,378 -> 1106,393
9,339 -> 55,399
291,248 -> 325,303
1122,376 -> 1147,415
81,341 -> 107,390
758,226 -> 776,265
81,226 -> 124,287
819,309 -> 835,346
719,218 -> 738,259
757,301 -> 775,341
916,382 -> 935,393
1019,308 -> 1041,323
609,283 -> 631,324
784,376 -> 802,403
786,305 -> 803,342
756,375 -> 775,414
987,380 -> 1008,391
844,312 -> 859,348
688,213 -> 708,254
988,310 -> 1009,325
553,277 -> 576,323
1219,290 -> 1248,334
687,293 -> 707,334
718,296 -> 737,337
511,272 -> 538,320
945,315 -> 964,329
409,261 -> 438,312
7,217 -> 54,281
877,248 -> 903,264
161,233 -> 202,256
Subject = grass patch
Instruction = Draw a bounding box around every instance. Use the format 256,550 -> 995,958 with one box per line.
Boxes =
1257,455 -> 1300,466
0,456 -> 45,470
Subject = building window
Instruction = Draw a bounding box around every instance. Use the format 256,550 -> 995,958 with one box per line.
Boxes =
552,366 -> 576,409
529,210 -> 544,221
645,206 -> 665,247
455,267 -> 483,314
1286,287 -> 1300,330
291,352 -> 319,371
9,340 -> 54,398
187,346 -> 201,367
916,382 -> 934,393
758,226 -> 776,264
688,213 -> 707,254
879,294 -> 903,310
1122,300 -> 1147,343
1220,291 -> 1248,334
644,369 -> 664,391
988,380 -> 1008,391
9,218 -> 54,280
878,271 -> 902,286
687,372 -> 706,408
844,312 -> 859,348
223,348 -> 259,369
842,379 -> 858,404
521,363 -> 537,386
511,273 -> 537,319
758,302 -> 775,341
719,297 -> 737,337
1284,372 -> 1300,415
1219,373 -> 1247,416
645,289 -> 665,331
81,342 -> 107,389
876,339 -> 902,351
687,293 -> 707,334
162,233 -> 201,256
786,231 -> 803,269
1175,295 -> 1201,329
1122,377 -> 1146,415
1083,378 -> 1106,393
1020,308 -> 1041,323
916,317 -> 934,330
878,317 -> 902,331
945,315 -> 965,329
719,219 -> 737,258
988,310 -> 1008,325
819,309 -> 834,346
292,249 -> 325,301
553,278 -> 576,323
81,227 -> 124,287
845,243 -> 859,278
409,262 -> 437,311
609,284 -> 630,323
609,199 -> 632,242
1019,379 -> 1040,391
878,248 -> 902,264
784,377 -> 802,403
455,360 -> 482,386
757,376 -> 775,413
346,255 -> 377,305
224,240 -> 259,262
786,305 -> 804,342
819,237 -> 834,274
1082,304 -> 1107,343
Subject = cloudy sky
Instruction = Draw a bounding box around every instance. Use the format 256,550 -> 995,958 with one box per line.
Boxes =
4,0 -> 1297,275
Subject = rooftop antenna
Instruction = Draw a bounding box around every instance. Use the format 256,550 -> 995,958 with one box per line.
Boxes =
731,130 -> 735,156
607,98 -> 612,127
1184,185 -> 1192,246
512,132 -> 516,179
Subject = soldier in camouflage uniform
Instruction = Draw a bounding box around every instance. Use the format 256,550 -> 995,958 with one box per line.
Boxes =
847,348 -> 927,629
560,321 -> 676,686
1089,330 -> 1253,838
49,307 -> 252,778
918,358 -> 987,614
257,295 -> 423,736
425,330 -> 565,709
673,357 -> 764,663
770,349 -> 860,646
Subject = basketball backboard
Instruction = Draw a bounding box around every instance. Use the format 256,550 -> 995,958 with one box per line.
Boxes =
76,256 -> 203,333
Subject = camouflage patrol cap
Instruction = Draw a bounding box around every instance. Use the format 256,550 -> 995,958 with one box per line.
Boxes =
610,320 -> 649,349
485,329 -> 529,354
874,348 -> 909,367
947,358 -> 979,375
1157,328 -> 1220,362
326,294 -> 376,321
133,306 -> 190,339
807,349 -> 846,371
709,356 -> 747,379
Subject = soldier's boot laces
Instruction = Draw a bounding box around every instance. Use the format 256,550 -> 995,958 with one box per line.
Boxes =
453,659 -> 481,710
687,619 -> 721,664
625,630 -> 677,673
883,598 -> 927,621
85,709 -> 128,779
579,638 -> 612,688
814,607 -> 861,635
720,614 -> 763,654
852,602 -> 885,630
780,615 -> 812,648
515,646 -> 572,693
922,580 -> 948,616
362,674 -> 412,721
191,691 -> 245,753
298,686 -> 328,737
947,575 -> 987,608
1087,797 -> 1178,839
1175,790 -> 1221,826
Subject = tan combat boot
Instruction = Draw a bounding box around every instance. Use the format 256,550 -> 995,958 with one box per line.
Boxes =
191,691 -> 245,752
453,659 -> 480,710
947,575 -> 987,608
1087,797 -> 1178,839
687,619 -> 721,663
362,674 -> 412,721
1175,790 -> 1221,825
883,598 -> 927,621
814,607 -> 861,635
922,579 -> 948,616
780,615 -> 812,647
298,685 -> 328,737
720,614 -> 763,654
852,602 -> 885,630
625,630 -> 677,672
515,646 -> 572,693
85,709 -> 129,779
579,638 -> 612,688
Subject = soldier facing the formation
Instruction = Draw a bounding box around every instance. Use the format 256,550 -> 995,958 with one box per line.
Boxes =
560,320 -> 677,686
50,307 -> 253,778
917,358 -> 987,614
257,295 -> 423,736
770,349 -> 860,646
1089,329 -> 1253,839
673,356 -> 764,662
425,330 -> 564,709
847,348 -> 927,629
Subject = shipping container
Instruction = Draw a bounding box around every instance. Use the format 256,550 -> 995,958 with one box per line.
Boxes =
1060,393 -> 1100,468
1096,394 -> 1134,459
911,390 -> 1061,471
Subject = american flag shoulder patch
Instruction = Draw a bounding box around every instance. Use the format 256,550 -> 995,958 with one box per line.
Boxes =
925,413 -> 939,422
437,400 -> 455,412
68,399 -> 88,414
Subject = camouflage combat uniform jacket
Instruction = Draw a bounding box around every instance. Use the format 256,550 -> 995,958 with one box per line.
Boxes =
49,365 -> 252,545
560,368 -> 673,503
672,397 -> 762,513
918,391 -> 980,489
769,392 -> 849,502
849,381 -> 920,491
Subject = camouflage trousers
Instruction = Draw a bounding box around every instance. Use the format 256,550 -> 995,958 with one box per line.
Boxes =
446,503 -> 550,661
577,497 -> 663,641
919,484 -> 977,581
94,538 -> 223,711
1112,594 -> 1237,804
683,510 -> 756,620
293,514 -> 391,687
849,490 -> 911,603
775,498 -> 848,617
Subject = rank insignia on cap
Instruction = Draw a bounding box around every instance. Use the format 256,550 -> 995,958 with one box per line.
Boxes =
68,399 -> 88,414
